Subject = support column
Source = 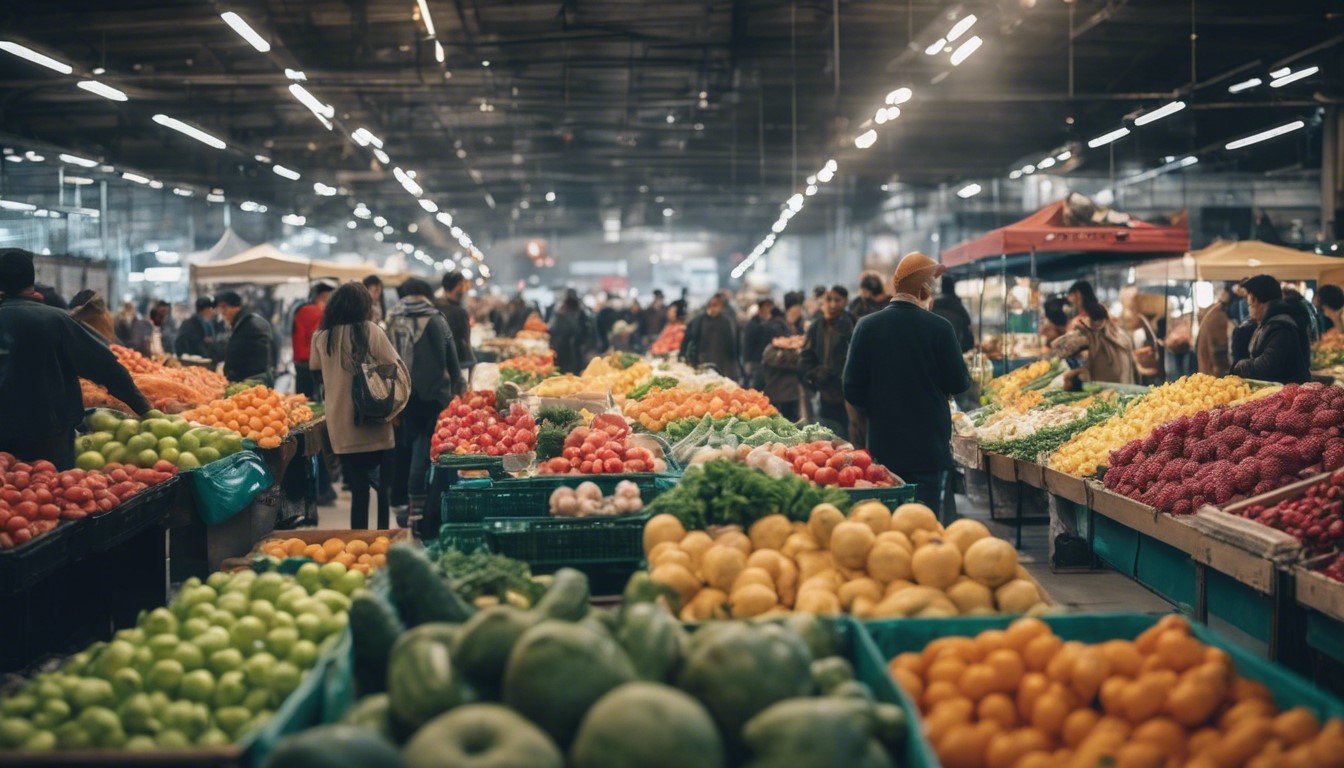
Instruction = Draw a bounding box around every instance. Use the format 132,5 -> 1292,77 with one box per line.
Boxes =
1324,105 -> 1342,242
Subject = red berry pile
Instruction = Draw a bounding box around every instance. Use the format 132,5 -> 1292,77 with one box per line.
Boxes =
1239,469 -> 1344,554
1321,552 -> 1344,584
430,391 -> 537,460
539,414 -> 665,475
772,441 -> 900,488
1103,383 -> 1344,515
0,452 -> 176,549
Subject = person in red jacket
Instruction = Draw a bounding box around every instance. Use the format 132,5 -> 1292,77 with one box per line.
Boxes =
292,282 -> 333,398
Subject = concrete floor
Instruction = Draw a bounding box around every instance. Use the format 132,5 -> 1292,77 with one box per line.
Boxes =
305,473 -> 1175,616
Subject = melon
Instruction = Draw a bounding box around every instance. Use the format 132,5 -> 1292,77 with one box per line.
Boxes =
964,537 -> 1019,588
995,579 -> 1042,614
747,514 -> 792,552
571,683 -> 726,768
891,503 -> 941,538
847,501 -> 891,534
828,522 -> 876,570
807,504 -> 846,548
865,542 -> 913,584
910,539 -> 962,590
945,578 -> 994,615
944,518 -> 991,554
643,515 -> 686,556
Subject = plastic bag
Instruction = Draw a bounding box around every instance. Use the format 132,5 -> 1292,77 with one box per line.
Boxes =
186,450 -> 274,526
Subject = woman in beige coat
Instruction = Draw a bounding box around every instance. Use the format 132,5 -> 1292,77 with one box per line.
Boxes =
311,283 -> 403,529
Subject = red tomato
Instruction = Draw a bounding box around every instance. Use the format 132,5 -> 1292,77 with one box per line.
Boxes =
814,467 -> 840,486
14,501 -> 37,519
37,504 -> 60,520
851,451 -> 873,469
563,446 -> 582,460
596,448 -> 618,462
10,471 -> 29,489
864,465 -> 889,484
808,451 -> 829,466
838,466 -> 862,488
826,454 -> 848,470
580,460 -> 595,474
626,459 -> 648,473
6,516 -> 29,534
604,458 -> 624,474
800,461 -> 819,479
11,528 -> 31,544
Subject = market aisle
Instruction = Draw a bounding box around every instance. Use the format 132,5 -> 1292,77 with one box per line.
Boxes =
950,491 -> 1174,615
307,487 -> 408,531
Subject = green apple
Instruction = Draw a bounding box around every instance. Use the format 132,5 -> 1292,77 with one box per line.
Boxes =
276,586 -> 310,614
143,409 -> 167,420
219,434 -> 244,456
205,571 -> 230,591
294,613 -> 324,644
170,419 -> 191,439
147,634 -> 180,660
78,706 -> 125,747
192,626 -> 230,657
159,448 -> 181,464
216,592 -> 250,618
208,648 -> 244,677
93,640 -> 136,679
126,433 -> 156,453
312,588 -> 351,615
54,721 -> 91,749
249,572 -> 286,603
264,627 -> 299,659
187,602 -> 217,621
172,643 -> 205,672
197,446 -> 221,464
269,611 -> 296,631
322,612 -> 348,638
267,661 -> 303,703
178,670 -> 215,704
176,452 -> 202,471
135,449 -> 160,468
175,585 -> 218,616
100,442 -> 128,464
110,668 -> 142,699
114,419 -> 140,444
197,727 -> 230,747
317,562 -> 347,587
286,640 -> 319,670
180,617 -> 211,639
161,701 -> 209,739
147,659 -> 184,695
242,652 -> 277,688
70,678 -> 114,711
155,729 -> 190,748
0,694 -> 36,718
249,600 -> 277,626
125,735 -> 157,750
75,451 -> 107,471
114,628 -> 145,646
131,647 -> 155,675
333,569 -> 365,596
145,419 -> 176,440
242,689 -> 272,713
213,706 -> 252,739
22,730 -> 56,752
116,694 -> 155,734
31,699 -> 70,730
0,718 -> 34,749
87,409 -> 122,433
222,571 -> 256,594
209,609 -> 236,629
230,616 -> 267,652
156,436 -> 179,453
142,607 -> 178,637
212,671 -> 248,709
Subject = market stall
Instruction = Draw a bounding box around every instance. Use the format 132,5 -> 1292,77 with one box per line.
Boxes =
188,244 -> 402,288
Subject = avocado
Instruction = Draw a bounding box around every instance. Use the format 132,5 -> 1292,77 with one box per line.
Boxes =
403,704 -> 562,768
570,682 -> 726,768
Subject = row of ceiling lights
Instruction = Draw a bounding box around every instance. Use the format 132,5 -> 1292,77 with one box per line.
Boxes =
734,10 -> 986,279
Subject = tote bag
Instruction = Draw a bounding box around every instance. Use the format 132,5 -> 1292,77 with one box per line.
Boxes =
350,326 -> 410,425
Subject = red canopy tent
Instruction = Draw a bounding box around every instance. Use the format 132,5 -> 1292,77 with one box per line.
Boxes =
940,199 -> 1190,268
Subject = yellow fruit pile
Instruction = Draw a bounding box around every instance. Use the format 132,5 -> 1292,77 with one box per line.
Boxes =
532,356 -> 653,398
889,615 -> 1344,768
258,535 -> 390,575
1049,374 -> 1253,477
183,385 -> 313,449
643,502 -> 1048,621
986,360 -> 1054,403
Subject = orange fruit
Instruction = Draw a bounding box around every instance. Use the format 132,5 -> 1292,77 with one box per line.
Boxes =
1069,648 -> 1110,703
1022,633 -> 1062,672
284,537 -> 306,556
1187,726 -> 1220,755
357,553 -> 371,565
1218,698 -> 1277,730
322,538 -> 346,559
984,727 -> 1052,768
892,667 -> 924,703
929,657 -> 970,685
346,540 -> 369,557
958,664 -> 1000,701
1273,707 -> 1321,746
1029,686 -> 1072,735
891,651 -> 925,674
977,693 -> 1019,729
983,649 -> 1025,693
925,698 -> 975,745
1004,617 -> 1051,652
1122,671 -> 1176,724
370,553 -> 387,568
1015,672 -> 1050,721
334,552 -> 356,567
1112,741 -> 1167,768
936,720 -> 998,768
1062,708 -> 1101,748
1131,717 -> 1187,759
1098,676 -> 1128,716
303,543 -> 327,563
924,680 -> 963,709
1099,640 -> 1143,678
974,629 -> 1011,658
1154,630 -> 1206,672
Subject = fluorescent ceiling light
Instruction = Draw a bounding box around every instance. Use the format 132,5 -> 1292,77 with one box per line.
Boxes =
1270,66 -> 1318,88
1009,170 -> 1023,180
1270,67 -> 1291,79
152,114 -> 227,149
1087,127 -> 1130,148
419,199 -> 438,212
77,80 -> 128,102
352,128 -> 383,148
946,14 -> 977,43
121,172 -> 151,185
957,183 -> 982,198
1056,150 -> 1072,161
1134,100 -> 1186,126
854,129 -> 878,149
416,0 -> 437,36
206,193 -> 226,203
0,200 -> 37,211
372,216 -> 387,227
272,164 -> 301,180
787,193 -> 804,211
288,84 -> 334,128
950,36 -> 982,66
1225,120 -> 1305,150
172,188 -> 193,196
805,184 -> 818,196
436,211 -> 454,227
434,40 -> 445,64
817,168 -> 834,183
313,182 -> 337,196
771,219 -> 786,233
885,87 -> 913,106
924,38 -> 946,56
149,180 -> 163,189
1037,157 -> 1056,169
3,156 -> 20,163
0,41 -> 73,74
254,155 -> 271,163
64,176 -> 93,185
220,12 -> 271,53
1228,77 -> 1261,94
393,167 -> 423,196
58,153 -> 99,168
1023,164 -> 1036,174
544,190 -> 556,202
284,69 -> 306,81
372,148 -> 390,164
281,214 -> 306,226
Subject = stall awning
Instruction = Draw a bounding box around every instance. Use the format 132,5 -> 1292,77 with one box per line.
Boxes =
1192,240 -> 1344,283
189,244 -> 402,286
186,229 -> 253,264
941,200 -> 1190,268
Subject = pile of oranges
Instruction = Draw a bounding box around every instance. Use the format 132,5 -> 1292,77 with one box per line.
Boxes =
622,386 -> 776,433
183,385 -> 307,449
258,535 -> 391,575
888,615 -> 1344,768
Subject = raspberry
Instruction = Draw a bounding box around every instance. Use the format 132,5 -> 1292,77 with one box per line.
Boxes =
1154,485 -> 1180,511
1172,499 -> 1192,515
1325,442 -> 1344,471
1312,410 -> 1343,429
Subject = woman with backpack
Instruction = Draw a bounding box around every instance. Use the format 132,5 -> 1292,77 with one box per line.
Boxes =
310,283 -> 408,529
1052,280 -> 1137,388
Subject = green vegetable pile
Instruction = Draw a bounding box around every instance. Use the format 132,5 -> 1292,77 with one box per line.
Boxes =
224,379 -> 264,397
644,459 -> 850,531
435,548 -> 546,606
980,400 -> 1123,461
499,367 -> 546,389
534,407 -> 584,459
625,376 -> 679,401
612,352 -> 642,369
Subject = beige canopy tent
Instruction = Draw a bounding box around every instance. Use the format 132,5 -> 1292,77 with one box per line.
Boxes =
1132,240 -> 1344,285
185,229 -> 252,264
189,244 -> 402,286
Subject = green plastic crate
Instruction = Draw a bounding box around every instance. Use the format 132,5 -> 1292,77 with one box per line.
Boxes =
437,523 -> 493,554
485,513 -> 650,567
444,473 -> 680,524
861,614 -> 1344,746
847,483 -> 918,507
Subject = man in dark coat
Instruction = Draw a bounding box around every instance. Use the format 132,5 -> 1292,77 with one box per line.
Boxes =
549,293 -> 588,374
1231,275 -> 1312,384
849,271 -> 891,319
437,271 -> 475,381
931,275 -> 976,353
801,286 -> 855,440
844,253 -> 971,518
175,296 -> 220,360
682,294 -> 740,379
216,291 -> 275,384
741,297 -> 786,389
0,249 -> 152,469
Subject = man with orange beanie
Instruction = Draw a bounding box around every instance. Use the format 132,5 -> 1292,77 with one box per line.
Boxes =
843,252 -> 971,518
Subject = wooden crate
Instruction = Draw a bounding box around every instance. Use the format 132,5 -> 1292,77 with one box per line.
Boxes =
250,527 -> 413,555
1043,466 -> 1089,506
950,435 -> 983,470
987,452 -> 1017,482
1296,563 -> 1344,625
1085,481 -> 1203,553
1015,459 -> 1046,490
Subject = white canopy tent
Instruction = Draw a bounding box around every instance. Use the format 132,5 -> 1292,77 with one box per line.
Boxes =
185,229 -> 252,264
1132,240 -> 1344,286
189,244 -> 403,286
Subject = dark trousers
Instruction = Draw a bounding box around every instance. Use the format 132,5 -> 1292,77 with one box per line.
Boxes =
817,400 -> 850,443
903,470 -> 950,523
294,365 -> 316,399
775,400 -> 800,423
4,431 -> 75,471
392,397 -> 441,508
340,449 -> 393,529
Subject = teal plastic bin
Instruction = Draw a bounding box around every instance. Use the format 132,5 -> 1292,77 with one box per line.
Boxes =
186,450 -> 274,526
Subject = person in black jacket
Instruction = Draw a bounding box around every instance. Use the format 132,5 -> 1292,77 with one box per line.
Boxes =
1231,275 -> 1312,384
844,253 -> 971,517
1317,284 -> 1344,334
549,292 -> 587,374
0,249 -> 152,469
931,275 -> 976,353
386,278 -> 466,528
801,286 -> 855,441
849,271 -> 892,319
216,291 -> 275,383
741,297 -> 786,389
682,294 -> 740,379
437,271 -> 475,382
